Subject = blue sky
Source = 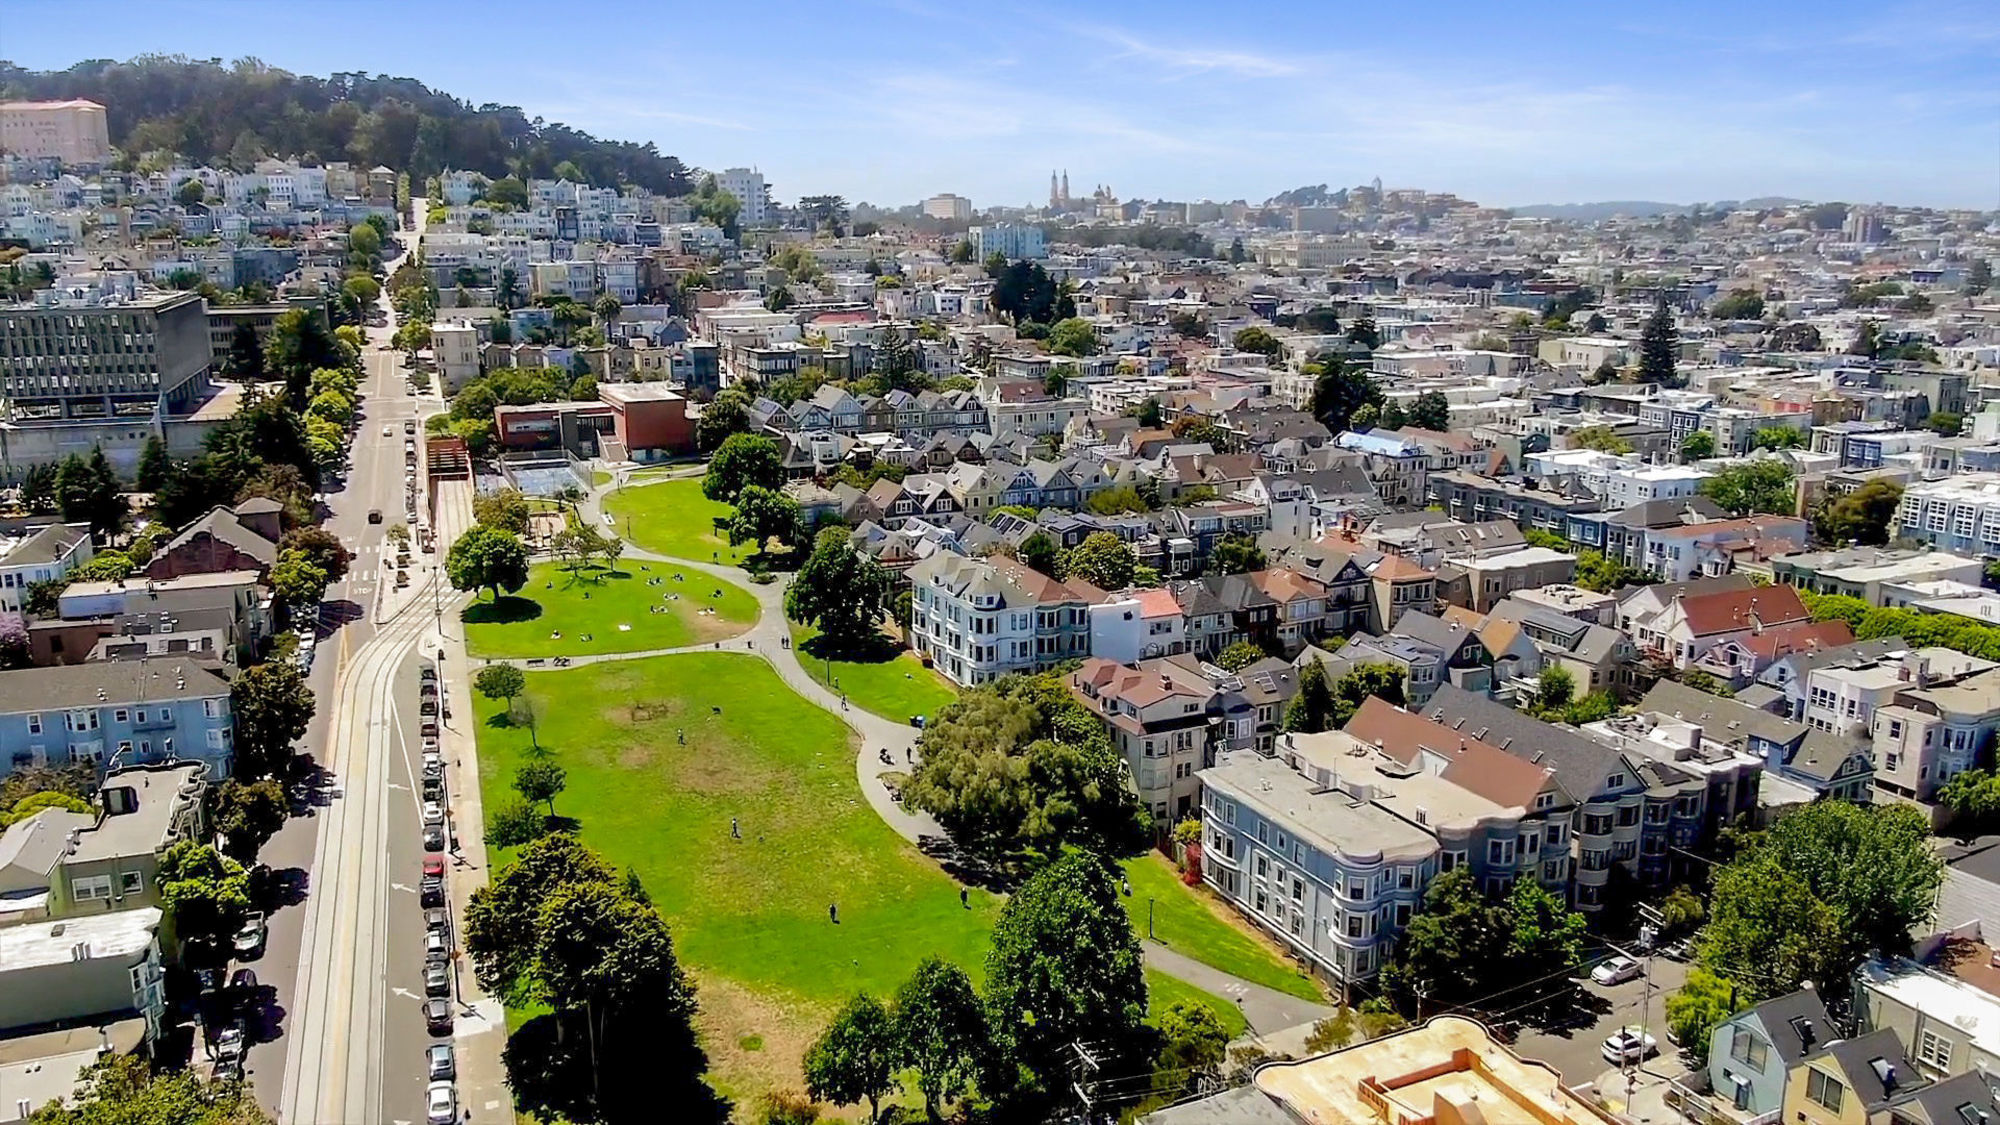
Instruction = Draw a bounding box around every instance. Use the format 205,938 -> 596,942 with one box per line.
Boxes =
6,0 -> 1998,210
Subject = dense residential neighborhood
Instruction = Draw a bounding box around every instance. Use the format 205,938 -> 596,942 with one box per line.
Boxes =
0,24 -> 1997,1125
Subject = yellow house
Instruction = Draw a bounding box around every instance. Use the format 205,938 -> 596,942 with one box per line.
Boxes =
1784,1028 -> 1922,1125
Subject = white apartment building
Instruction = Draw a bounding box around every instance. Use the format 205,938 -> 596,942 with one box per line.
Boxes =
430,322 -> 482,394
1803,648 -> 1993,739
922,193 -> 972,221
715,168 -> 769,226
906,554 -> 1100,687
1895,473 -> 2000,556
0,100 -> 112,164
0,523 -> 93,614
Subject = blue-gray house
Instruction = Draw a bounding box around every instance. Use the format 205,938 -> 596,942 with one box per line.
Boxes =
1709,988 -> 1835,1117
0,662 -> 236,780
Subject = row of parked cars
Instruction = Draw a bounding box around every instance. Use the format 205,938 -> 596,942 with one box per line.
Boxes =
415,659 -> 459,1124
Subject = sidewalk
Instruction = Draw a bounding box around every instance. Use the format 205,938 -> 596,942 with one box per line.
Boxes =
430,486 -> 515,1125
1142,944 -> 1337,1035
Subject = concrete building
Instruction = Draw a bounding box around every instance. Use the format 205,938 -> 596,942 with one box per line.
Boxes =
597,382 -> 695,460
1895,474 -> 2000,554
1070,653 -> 1240,824
1771,548 -> 1987,608
0,100 -> 112,164
430,321 -> 481,395
1706,989 -> 1837,1119
715,168 -> 769,227
921,193 -> 972,221
1872,664 -> 2000,806
967,223 -> 1046,261
1145,1015 -> 1621,1125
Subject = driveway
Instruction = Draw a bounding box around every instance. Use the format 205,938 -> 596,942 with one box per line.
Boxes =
1513,955 -> 1691,1087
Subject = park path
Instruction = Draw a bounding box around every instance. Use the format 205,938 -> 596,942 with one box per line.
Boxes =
564,475 -> 1327,1028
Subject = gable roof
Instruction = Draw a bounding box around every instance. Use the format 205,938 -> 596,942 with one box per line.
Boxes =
1675,585 -> 1811,637
1343,696 -> 1559,809
1800,1027 -> 1923,1110
1423,684 -> 1634,796
160,507 -> 277,566
1739,988 -> 1835,1070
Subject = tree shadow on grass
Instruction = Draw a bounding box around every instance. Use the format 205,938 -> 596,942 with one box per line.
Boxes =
797,630 -> 905,667
463,596 -> 543,626
504,1009 -> 728,1125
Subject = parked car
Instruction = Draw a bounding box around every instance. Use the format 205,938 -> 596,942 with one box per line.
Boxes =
425,929 -> 449,959
422,801 -> 444,826
424,960 -> 451,997
383,425 -> 395,437
426,1044 -> 455,1081
1602,1027 -> 1658,1065
213,1022 -> 246,1065
404,420 -> 416,434
423,825 -> 446,852
424,998 -> 452,1035
420,875 -> 444,907
1591,956 -> 1642,987
426,1080 -> 457,1124
230,968 -> 258,994
425,907 -> 450,935
232,913 -> 266,958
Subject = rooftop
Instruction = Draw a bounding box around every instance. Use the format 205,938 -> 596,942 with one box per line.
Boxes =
0,907 -> 161,973
1203,752 -> 1435,863
68,763 -> 206,865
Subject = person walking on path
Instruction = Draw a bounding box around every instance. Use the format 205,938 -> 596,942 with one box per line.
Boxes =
731,817 -> 740,840
829,902 -> 838,924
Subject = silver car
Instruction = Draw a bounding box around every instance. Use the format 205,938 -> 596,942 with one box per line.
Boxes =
427,1044 -> 455,1081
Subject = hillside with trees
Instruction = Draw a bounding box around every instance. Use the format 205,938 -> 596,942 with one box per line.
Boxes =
0,56 -> 693,191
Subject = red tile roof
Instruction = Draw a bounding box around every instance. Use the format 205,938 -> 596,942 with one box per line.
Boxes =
1676,584 -> 1811,637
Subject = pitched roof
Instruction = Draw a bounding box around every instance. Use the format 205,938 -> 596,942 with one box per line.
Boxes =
1740,988 -> 1835,1070
1735,619 -> 1855,660
1801,1027 -> 1923,1110
1676,585 -> 1811,637
1343,696 -> 1558,809
2,522 -> 90,568
0,659 -> 230,713
1423,684 -> 1631,795
160,507 -> 277,566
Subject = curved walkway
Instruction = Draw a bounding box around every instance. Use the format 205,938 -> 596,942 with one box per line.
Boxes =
555,475 -> 1324,1024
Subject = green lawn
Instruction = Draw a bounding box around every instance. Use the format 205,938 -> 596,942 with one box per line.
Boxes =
790,623 -> 958,726
474,654 -> 1003,1100
1122,853 -> 1324,1004
602,477 -> 752,565
463,561 -> 757,660
1147,968 -> 1248,1038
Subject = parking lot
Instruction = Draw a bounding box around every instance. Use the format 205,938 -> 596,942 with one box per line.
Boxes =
1512,952 -> 1691,1102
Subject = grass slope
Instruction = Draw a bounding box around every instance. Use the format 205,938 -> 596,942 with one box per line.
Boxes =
474,654 -> 1001,1098
790,623 -> 958,726
463,561 -> 757,659
1122,853 -> 1323,1004
602,478 -> 751,565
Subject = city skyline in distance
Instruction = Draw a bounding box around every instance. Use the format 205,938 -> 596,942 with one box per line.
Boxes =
4,0 -> 1998,212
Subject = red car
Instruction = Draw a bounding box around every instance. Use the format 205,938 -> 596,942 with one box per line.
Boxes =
422,855 -> 445,878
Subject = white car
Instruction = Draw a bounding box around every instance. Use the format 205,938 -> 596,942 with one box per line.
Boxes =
1591,956 -> 1642,987
422,801 -> 444,826
1602,1027 -> 1658,1065
426,1080 -> 457,1124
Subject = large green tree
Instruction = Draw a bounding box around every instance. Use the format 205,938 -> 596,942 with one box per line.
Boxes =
210,777 -> 289,863
984,852 -> 1148,1099
804,993 -> 900,1123
157,840 -> 253,954
894,957 -> 985,1121
703,433 -> 783,504
1407,390 -> 1452,432
1698,461 -> 1797,517
1639,301 -> 1679,385
784,529 -> 892,652
1065,532 -> 1136,590
1815,480 -> 1904,547
30,1053 -> 271,1125
230,661 -> 315,779
1283,656 -> 1336,732
446,526 -> 530,600
1307,360 -> 1383,435
727,485 -> 801,552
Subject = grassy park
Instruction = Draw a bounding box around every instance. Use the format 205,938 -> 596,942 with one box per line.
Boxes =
790,622 -> 957,726
602,478 -> 753,565
474,654 -> 1004,1097
1121,853 -> 1324,1003
462,561 -> 757,659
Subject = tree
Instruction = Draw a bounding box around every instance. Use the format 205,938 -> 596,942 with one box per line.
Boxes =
269,548 -> 330,615
1228,237 -> 1247,264
277,527 -> 352,587
1639,301 -> 1679,385
157,840 -> 252,954
1680,430 -> 1715,462
1153,1000 -> 1230,1101
1048,317 -> 1099,357
487,800 -> 550,849
728,485 -> 801,553
475,664 -> 527,709
474,487 -> 532,534
1019,531 -> 1062,577
264,308 -> 343,407
1216,641 -> 1265,672
1066,532 -> 1136,590
1500,879 -> 1586,986
784,529 -> 892,653
31,1054 -> 273,1125
1131,397 -> 1164,428
949,239 -> 975,264
1346,316 -> 1381,349
703,433 -> 783,503
446,526 -> 531,600
134,436 -> 173,495
1407,391 -> 1451,432
231,661 -> 315,779
1925,412 -> 1964,437
1849,321 -> 1882,359
1752,426 -> 1807,451
1348,402 -> 1380,430
1381,868 -> 1503,1008
211,777 -> 288,863
1699,461 -> 1797,517
1283,657 -> 1335,733
1709,289 -> 1765,319
1332,665 -> 1405,727
984,852 -> 1148,1093
1536,665 -> 1575,712
55,449 -> 124,536
894,958 -> 983,1121
695,390 -> 754,452
1232,326 -> 1282,359
465,833 -> 617,1000
1210,533 -> 1264,575
514,761 -> 567,816
1699,853 -> 1838,999
1967,258 -> 1993,296
1815,480 -> 1904,547
804,993 -> 899,1124
905,674 -> 1151,866
1666,968 -> 1739,1068
1570,425 -> 1635,455
1307,360 -> 1383,434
